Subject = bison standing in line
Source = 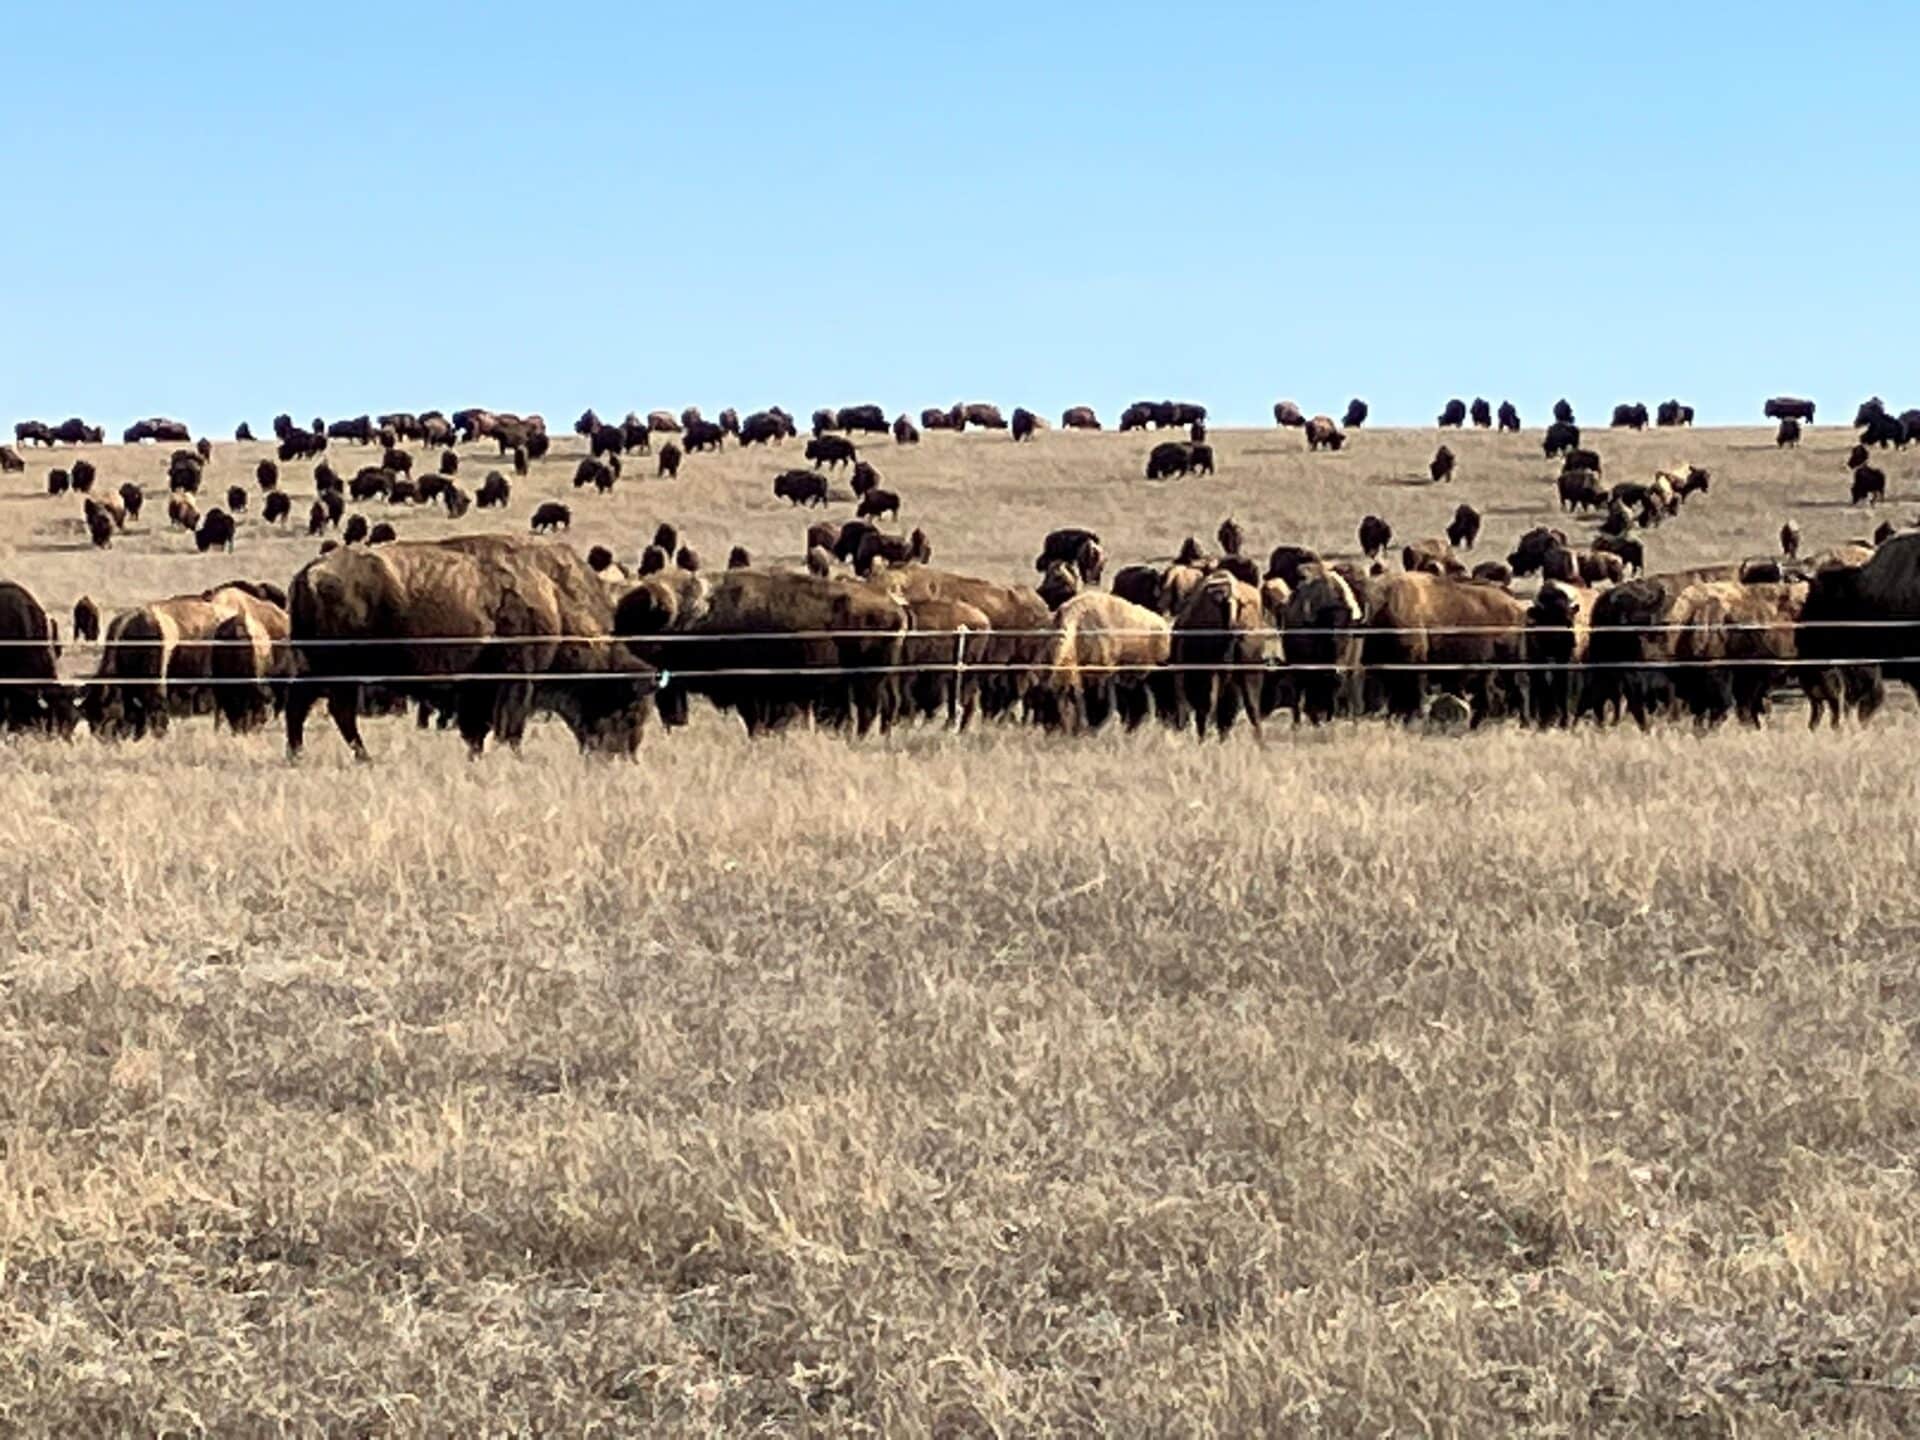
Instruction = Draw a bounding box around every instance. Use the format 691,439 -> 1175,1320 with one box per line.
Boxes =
1497,401 -> 1521,432
1437,399 -> 1468,428
1469,398 -> 1492,428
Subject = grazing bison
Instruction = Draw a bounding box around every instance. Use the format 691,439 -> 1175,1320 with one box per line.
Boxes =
1611,402 -> 1650,430
1657,400 -> 1695,427
14,422 -> 53,446
1304,416 -> 1345,452
1438,399 -> 1468,428
278,429 -> 326,462
47,468 -> 71,496
774,470 -> 829,506
1508,526 -> 1571,577
1401,537 -> 1460,576
647,410 -> 682,434
83,584 -> 285,741
1145,442 -> 1195,478
573,458 -> 617,493
856,487 -> 901,521
739,410 -> 791,446
806,435 -> 856,469
1011,407 -> 1044,442
854,527 -> 932,577
1776,418 -> 1802,448
0,445 -> 22,473
210,603 -> 294,734
287,536 -> 654,759
1497,400 -> 1521,432
167,496 -> 200,531
531,502 -> 571,532
226,485 -> 247,512
1558,468 -> 1608,513
1036,592 -> 1172,733
1522,581 -> 1592,728
263,491 -> 291,524
1861,411 -> 1907,448
1035,528 -> 1105,583
124,417 -> 191,444
327,415 -> 376,444
590,423 -> 625,458
1466,398 -> 1491,428
1061,406 -> 1101,430
1579,550 -> 1626,585
920,407 -> 959,431
255,458 -> 280,491
893,415 -> 921,445
684,419 -> 726,453
1430,444 -> 1456,483
1335,398 -> 1368,430
1446,504 -> 1481,551
657,442 -> 682,478
476,471 -> 511,508
369,522 -> 397,545
1591,533 -> 1645,575
438,449 -> 459,476
1358,515 -> 1393,558
836,405 -> 889,434
1364,571 -> 1527,723
234,423 -> 255,441
0,583 -> 74,735
1543,421 -> 1581,458
343,515 -> 370,546
1472,560 -> 1513,586
1273,400 -> 1307,428
73,595 -> 101,643
1852,465 -> 1887,505
1765,396 -> 1816,424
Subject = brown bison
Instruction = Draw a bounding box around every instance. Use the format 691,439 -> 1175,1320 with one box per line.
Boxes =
854,527 -> 932,576
1429,444 -> 1456,483
1011,407 -> 1046,442
893,415 -> 921,445
1343,399 -> 1369,429
0,445 -> 22,473
1171,571 -> 1277,737
1061,406 -> 1101,430
1446,504 -> 1481,551
1036,527 -> 1105,582
856,488 -> 901,521
1273,400 -> 1307,428
1363,572 -> 1527,723
774,470 -> 829,506
530,502 -> 571,532
1765,397 -> 1816,424
1437,399 -> 1468,428
1281,566 -> 1364,724
1358,515 -> 1393,558
806,435 -> 857,469
1304,416 -> 1345,452
0,582 -> 74,735
287,536 -> 654,759
1469,398 -> 1492,428
1037,591 -> 1172,732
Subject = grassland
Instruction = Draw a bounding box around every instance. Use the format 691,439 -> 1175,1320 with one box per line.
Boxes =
1,416 -> 1918,1432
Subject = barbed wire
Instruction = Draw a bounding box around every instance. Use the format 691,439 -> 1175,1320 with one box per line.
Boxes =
5,615 -> 1920,650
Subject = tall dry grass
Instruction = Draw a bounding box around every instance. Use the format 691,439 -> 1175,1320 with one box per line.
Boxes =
0,418 -> 1917,1430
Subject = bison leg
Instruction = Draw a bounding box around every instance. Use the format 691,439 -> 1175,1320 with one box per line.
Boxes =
455,683 -> 498,757
325,683 -> 372,761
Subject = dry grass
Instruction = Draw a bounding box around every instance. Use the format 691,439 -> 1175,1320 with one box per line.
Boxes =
1,418 -> 1919,1432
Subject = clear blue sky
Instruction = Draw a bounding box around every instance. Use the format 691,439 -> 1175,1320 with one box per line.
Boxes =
2,2 -> 1908,430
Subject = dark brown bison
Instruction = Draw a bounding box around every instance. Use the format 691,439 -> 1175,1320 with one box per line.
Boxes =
774,470 -> 829,506
572,458 -> 617,493
1011,407 -> 1044,442
856,488 -> 901,521
477,471 -> 511,508
1035,528 -> 1104,582
1146,442 -> 1194,478
287,536 -> 654,759
1437,399 -> 1467,428
1543,421 -> 1580,457
84,499 -> 116,549
893,415 -> 920,445
46,468 -> 70,496
124,417 -> 191,444
1765,396 -> 1816,424
226,485 -> 247,513
0,582 -> 74,735
0,445 -> 22,473
1469,398 -> 1492,428
1497,401 -> 1521,432
168,496 -> 200,531
1591,533 -> 1645,575
647,410 -> 682,434
1171,572 -> 1277,737
1358,515 -> 1393,558
738,410 -> 792,445
850,460 -> 881,496
1775,418 -> 1801,447
168,451 -> 204,492
263,491 -> 291,524
119,483 -> 144,522
1657,400 -> 1695,427
46,418 -> 105,445
657,442 -> 682,478
344,515 -> 370,546
1558,468 -> 1607,512
920,406 -> 959,431
1430,444 -> 1456,483
958,403 -> 1007,431
13,422 -> 52,446
327,415 -> 376,444
1553,399 -> 1576,425
1610,402 -> 1649,430
1343,398 -> 1369,429
1446,504 -> 1481,551
82,584 -> 284,740
1061,406 -> 1101,430
1508,526 -> 1570,577
806,435 -> 856,469
836,405 -> 889,434
1852,465 -> 1887,505
531,502 -> 571,532
684,419 -> 726,452
1273,400 -> 1307,428
854,527 -> 932,576
1780,521 -> 1801,559
278,429 -> 326,462
210,602 -> 294,734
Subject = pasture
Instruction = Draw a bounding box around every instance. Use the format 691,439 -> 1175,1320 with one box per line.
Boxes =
3,415 -> 1920,1431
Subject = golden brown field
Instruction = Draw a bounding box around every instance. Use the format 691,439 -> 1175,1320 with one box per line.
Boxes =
2,416 -> 1919,1432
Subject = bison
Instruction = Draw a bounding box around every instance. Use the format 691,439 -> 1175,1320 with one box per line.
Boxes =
773,470 -> 829,506
1469,398 -> 1492,428
658,442 -> 683,478
1430,445 -> 1456,483
1304,416 -> 1345,452
1497,401 -> 1521,432
1358,515 -> 1393,558
1446,503 -> 1481,551
1437,399 -> 1468,428
1061,406 -> 1101,430
531,502 -> 572,532
806,435 -> 857,469
1543,421 -> 1581,458
1765,396 -> 1816,424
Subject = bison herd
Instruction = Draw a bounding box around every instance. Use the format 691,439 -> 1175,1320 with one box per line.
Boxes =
0,391 -> 1915,756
